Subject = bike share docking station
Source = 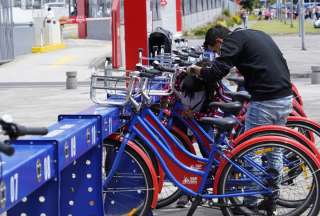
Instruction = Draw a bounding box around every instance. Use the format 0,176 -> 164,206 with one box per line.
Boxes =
1,106 -> 125,215
0,0 -> 175,214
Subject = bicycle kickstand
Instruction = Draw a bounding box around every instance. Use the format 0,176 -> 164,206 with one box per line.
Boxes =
186,196 -> 201,216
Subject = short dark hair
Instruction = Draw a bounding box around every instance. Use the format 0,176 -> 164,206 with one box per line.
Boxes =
204,25 -> 230,47
48,7 -> 51,11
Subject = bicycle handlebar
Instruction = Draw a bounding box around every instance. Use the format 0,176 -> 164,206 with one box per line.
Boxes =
15,125 -> 48,137
0,120 -> 48,139
0,141 -> 15,156
152,61 -> 176,73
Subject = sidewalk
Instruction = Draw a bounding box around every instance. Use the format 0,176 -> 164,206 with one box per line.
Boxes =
0,39 -> 111,86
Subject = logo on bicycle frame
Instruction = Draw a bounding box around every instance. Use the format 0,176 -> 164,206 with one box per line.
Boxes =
182,176 -> 198,185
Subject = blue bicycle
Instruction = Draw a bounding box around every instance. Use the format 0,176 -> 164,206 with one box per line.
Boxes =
92,70 -> 320,216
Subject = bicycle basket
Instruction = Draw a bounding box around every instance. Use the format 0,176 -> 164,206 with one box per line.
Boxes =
90,69 -> 141,106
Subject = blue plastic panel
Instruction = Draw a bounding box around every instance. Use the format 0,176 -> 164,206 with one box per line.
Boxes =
59,105 -> 125,140
7,179 -> 59,216
0,144 -> 55,213
15,118 -> 99,171
60,146 -> 104,216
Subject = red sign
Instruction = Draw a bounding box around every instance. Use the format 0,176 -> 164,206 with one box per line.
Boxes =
160,0 -> 167,6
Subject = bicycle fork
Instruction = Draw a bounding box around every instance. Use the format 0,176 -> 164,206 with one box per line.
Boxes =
104,133 -> 132,187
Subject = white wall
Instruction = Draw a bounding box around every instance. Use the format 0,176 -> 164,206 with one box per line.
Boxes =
182,8 -> 222,31
158,1 -> 177,35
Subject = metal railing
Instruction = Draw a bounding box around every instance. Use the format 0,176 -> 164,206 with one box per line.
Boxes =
0,0 -> 14,63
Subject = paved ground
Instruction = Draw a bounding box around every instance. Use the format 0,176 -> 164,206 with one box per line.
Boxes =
0,34 -> 320,215
0,39 -> 111,85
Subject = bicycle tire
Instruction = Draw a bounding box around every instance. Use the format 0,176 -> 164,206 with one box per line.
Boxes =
287,118 -> 320,150
291,83 -> 303,106
232,124 -> 318,209
218,139 -> 320,216
103,141 -> 154,216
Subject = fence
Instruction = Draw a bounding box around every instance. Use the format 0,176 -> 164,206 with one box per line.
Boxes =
0,0 -> 14,63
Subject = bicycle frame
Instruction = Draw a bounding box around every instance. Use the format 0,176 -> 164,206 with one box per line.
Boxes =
105,107 -> 273,199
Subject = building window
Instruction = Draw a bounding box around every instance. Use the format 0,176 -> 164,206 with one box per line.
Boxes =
182,0 -> 191,15
196,0 -> 202,11
151,0 -> 161,20
191,0 -> 196,13
207,0 -> 211,9
203,0 -> 207,10
88,0 -> 112,18
13,0 -> 21,7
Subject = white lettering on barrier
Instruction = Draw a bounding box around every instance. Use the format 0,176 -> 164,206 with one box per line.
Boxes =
10,173 -> 18,203
44,130 -> 64,137
71,136 -> 77,158
109,117 -> 112,134
92,126 -> 96,145
44,156 -> 51,180
60,124 -> 75,129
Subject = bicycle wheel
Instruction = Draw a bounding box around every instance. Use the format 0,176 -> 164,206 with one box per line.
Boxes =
103,141 -> 154,216
287,118 -> 320,150
291,83 -> 303,106
292,100 -> 307,117
218,139 -> 320,216
232,124 -> 319,209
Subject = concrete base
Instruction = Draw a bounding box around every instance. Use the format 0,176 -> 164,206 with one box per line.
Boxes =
32,43 -> 66,53
311,66 -> 320,84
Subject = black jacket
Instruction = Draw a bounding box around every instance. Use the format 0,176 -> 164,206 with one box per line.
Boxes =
201,29 -> 292,101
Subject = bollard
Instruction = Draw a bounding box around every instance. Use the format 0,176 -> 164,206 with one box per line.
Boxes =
66,71 -> 77,89
311,66 -> 320,84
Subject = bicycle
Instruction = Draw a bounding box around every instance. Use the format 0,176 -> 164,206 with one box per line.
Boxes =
93,69 -> 320,216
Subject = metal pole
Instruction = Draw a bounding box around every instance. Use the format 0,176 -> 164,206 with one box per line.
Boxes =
299,0 -> 306,50
284,0 -> 287,24
280,0 -> 283,21
290,0 -> 293,27
277,0 -> 280,19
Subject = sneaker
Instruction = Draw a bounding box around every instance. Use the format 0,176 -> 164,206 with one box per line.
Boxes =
176,195 -> 189,208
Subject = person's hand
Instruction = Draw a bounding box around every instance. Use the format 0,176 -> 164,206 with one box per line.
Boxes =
186,65 -> 202,77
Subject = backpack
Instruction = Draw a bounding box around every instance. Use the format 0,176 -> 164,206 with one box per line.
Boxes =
148,27 -> 173,57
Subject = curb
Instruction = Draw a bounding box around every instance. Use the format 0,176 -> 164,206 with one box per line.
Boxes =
291,73 -> 310,79
0,81 -> 91,88
32,43 -> 66,53
0,74 -> 310,88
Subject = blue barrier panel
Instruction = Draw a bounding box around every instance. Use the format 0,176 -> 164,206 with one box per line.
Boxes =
59,105 -> 124,139
15,118 -> 100,171
0,144 -> 55,214
7,179 -> 59,216
1,103 -> 137,215
59,145 -> 103,216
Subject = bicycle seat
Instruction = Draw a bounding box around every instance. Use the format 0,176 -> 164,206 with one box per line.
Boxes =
209,101 -> 242,115
199,117 -> 238,131
225,91 -> 251,103
227,76 -> 245,86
